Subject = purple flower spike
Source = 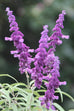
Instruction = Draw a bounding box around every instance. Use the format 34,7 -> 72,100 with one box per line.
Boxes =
48,10 -> 69,54
31,25 -> 49,88
5,7 -> 34,74
38,10 -> 69,110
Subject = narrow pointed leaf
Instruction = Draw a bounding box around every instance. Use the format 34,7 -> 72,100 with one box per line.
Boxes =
53,103 -> 65,111
0,74 -> 18,83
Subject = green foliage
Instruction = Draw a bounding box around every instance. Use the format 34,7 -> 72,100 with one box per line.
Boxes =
55,88 -> 74,102
53,103 -> 65,111
0,82 -> 42,111
0,74 -> 18,83
0,74 -> 74,111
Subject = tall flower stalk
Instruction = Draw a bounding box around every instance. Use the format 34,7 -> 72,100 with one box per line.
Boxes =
38,10 -> 69,110
5,7 -> 69,110
5,7 -> 34,74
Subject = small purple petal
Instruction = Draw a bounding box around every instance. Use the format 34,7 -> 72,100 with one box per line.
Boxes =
62,35 -> 69,39
59,81 -> 67,85
5,37 -> 12,41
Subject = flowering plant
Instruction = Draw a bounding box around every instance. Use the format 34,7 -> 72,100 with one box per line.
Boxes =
0,7 -> 74,111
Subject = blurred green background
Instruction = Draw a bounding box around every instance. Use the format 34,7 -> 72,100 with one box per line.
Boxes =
0,0 -> 74,110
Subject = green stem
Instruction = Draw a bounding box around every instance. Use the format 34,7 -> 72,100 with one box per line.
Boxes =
28,85 -> 34,111
25,71 -> 32,111
25,71 -> 30,89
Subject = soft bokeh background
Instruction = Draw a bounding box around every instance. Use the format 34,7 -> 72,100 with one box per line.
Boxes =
0,0 -> 74,110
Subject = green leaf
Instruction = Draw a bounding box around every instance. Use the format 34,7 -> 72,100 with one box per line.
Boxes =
55,90 -> 74,102
0,74 -> 18,83
30,80 -> 35,86
26,93 -> 33,106
61,91 -> 74,102
56,88 -> 63,102
13,97 -> 26,101
68,109 -> 74,111
12,87 -> 28,95
25,89 -> 32,93
42,80 -> 48,83
2,83 -> 12,91
12,82 -> 27,88
18,102 -> 27,107
0,89 -> 11,106
33,91 -> 40,97
34,99 -> 41,107
0,100 -> 5,105
53,102 -> 65,111
37,89 -> 46,93
41,85 -> 45,89
10,103 -> 18,111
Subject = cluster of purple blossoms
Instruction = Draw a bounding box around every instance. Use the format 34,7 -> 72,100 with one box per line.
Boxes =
5,7 -> 34,74
31,25 -> 49,88
38,10 -> 69,110
5,8 -> 69,110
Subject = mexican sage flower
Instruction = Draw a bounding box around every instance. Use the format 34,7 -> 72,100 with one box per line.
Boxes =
5,8 -> 69,110
39,10 -> 69,110
5,7 -> 34,74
